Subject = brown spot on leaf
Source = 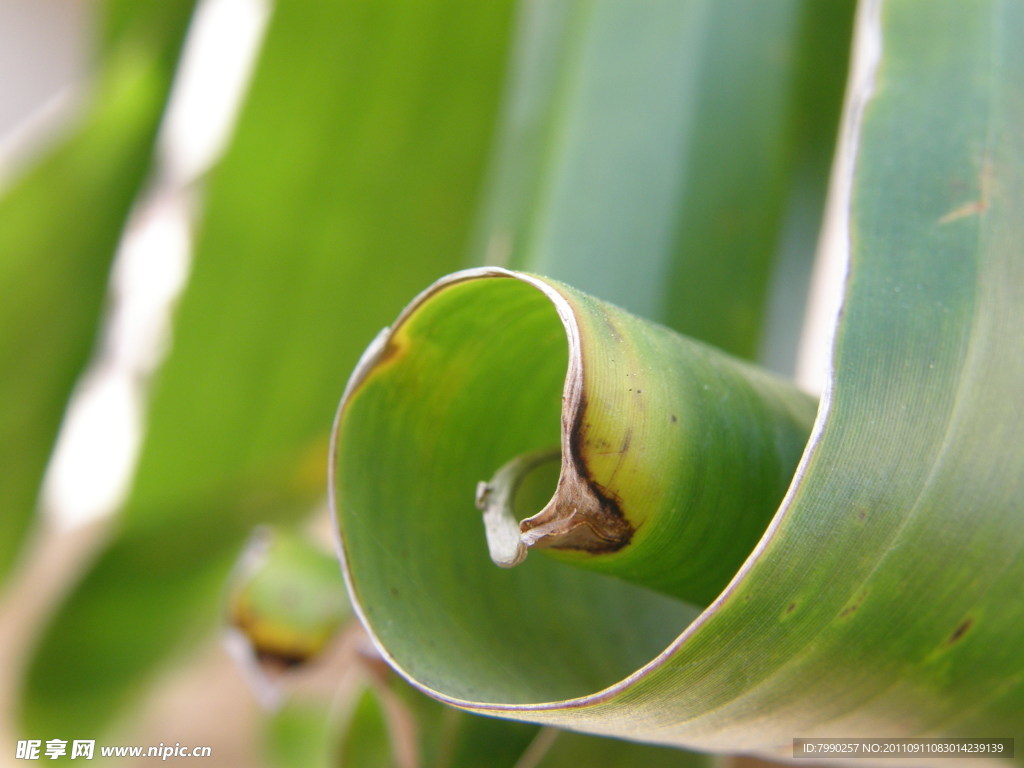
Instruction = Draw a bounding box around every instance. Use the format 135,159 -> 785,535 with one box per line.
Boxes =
949,618 -> 973,644
343,333 -> 407,400
376,337 -> 404,366
840,590 -> 867,618
600,309 -> 624,343
938,200 -> 987,224
938,157 -> 993,224
786,602 -> 797,614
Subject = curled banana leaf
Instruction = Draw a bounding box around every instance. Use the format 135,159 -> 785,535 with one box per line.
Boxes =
330,267 -> 817,727
331,0 -> 1024,753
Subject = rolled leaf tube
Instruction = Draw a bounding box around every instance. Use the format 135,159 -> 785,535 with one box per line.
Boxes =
331,268 -> 814,701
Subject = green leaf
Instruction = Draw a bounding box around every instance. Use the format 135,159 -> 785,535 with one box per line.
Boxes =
391,681 -> 539,768
330,0 -> 1024,751
338,688 -> 393,768
21,0 -> 519,737
379,669 -> 701,768
336,680 -> 537,768
265,701 -> 340,768
474,0 -> 854,361
531,729 -> 715,768
0,0 -> 197,585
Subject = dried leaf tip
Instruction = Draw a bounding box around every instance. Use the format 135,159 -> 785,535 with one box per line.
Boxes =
476,448 -> 559,567
476,479 -> 527,567
477,448 -> 632,567
519,472 -> 633,554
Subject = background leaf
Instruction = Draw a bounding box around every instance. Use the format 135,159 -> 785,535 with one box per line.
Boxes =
21,0 -> 518,737
0,0 -> 197,585
265,701 -> 341,768
337,688 -> 394,768
475,0 -> 854,363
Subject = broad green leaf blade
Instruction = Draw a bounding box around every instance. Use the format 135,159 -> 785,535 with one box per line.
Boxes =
21,0 -> 519,737
338,688 -> 393,768
0,0 -> 197,585
332,0 -> 1024,751
265,702 -> 340,768
474,0 -> 854,361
